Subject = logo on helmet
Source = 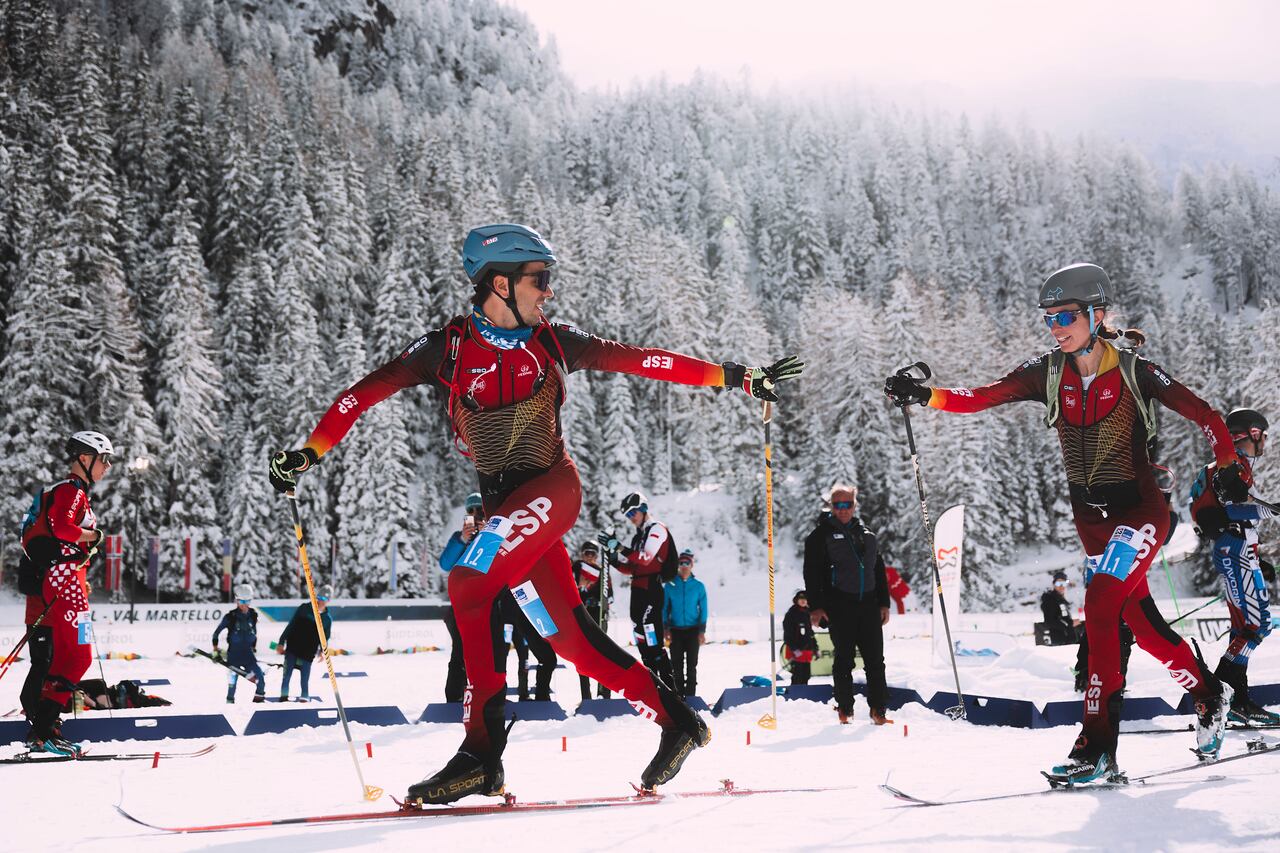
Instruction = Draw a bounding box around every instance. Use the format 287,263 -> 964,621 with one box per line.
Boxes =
483,236 -> 499,246
1045,287 -> 1064,301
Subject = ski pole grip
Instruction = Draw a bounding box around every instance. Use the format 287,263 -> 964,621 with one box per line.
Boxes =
896,361 -> 932,381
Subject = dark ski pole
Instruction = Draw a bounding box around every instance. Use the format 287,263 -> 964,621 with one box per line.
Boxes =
1167,594 -> 1224,627
286,489 -> 382,802
893,361 -> 967,720
0,595 -> 59,685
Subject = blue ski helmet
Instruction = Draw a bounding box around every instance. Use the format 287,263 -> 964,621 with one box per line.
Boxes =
461,224 -> 557,285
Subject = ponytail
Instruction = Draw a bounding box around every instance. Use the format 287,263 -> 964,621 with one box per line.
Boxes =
1098,323 -> 1145,349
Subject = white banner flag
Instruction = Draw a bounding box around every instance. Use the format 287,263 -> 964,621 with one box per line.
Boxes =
931,504 -> 965,666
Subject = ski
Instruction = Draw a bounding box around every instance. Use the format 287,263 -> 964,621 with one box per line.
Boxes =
116,779 -> 853,834
1,744 -> 217,765
1123,721 -> 1280,735
191,648 -> 258,682
881,741 -> 1279,806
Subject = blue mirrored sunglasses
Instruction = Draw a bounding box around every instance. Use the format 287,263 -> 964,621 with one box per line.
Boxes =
1043,309 -> 1084,329
832,501 -> 854,510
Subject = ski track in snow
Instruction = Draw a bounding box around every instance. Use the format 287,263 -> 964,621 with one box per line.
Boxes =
3,624 -> 1280,852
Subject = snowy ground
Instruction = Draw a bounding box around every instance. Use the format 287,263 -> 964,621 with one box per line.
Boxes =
4,600 -> 1280,852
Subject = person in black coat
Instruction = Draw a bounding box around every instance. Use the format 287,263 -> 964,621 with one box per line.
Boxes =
782,590 -> 819,685
803,484 -> 890,724
1040,571 -> 1081,645
277,588 -> 334,701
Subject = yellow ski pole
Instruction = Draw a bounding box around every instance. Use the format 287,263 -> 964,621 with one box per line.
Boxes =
286,490 -> 382,801
758,401 -> 779,730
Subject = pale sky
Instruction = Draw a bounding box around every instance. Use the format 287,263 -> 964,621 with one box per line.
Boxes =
503,0 -> 1280,91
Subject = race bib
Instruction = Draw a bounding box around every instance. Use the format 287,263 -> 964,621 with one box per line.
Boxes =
511,581 -> 558,638
643,623 -> 658,647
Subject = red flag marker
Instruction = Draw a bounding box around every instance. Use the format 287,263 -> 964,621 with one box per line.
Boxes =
746,730 -> 751,746
152,751 -> 160,768
903,724 -> 909,737
561,736 -> 567,752
366,742 -> 373,758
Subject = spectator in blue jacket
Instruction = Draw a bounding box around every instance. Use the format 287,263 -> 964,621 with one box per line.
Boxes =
212,583 -> 266,703
437,493 -> 486,702
277,586 -> 334,702
663,549 -> 708,698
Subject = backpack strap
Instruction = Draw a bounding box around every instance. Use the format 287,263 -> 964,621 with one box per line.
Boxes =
1117,350 -> 1158,441
1043,350 -> 1067,428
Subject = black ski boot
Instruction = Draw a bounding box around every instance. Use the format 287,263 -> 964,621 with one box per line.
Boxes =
640,709 -> 711,791
406,751 -> 504,805
1217,659 -> 1280,725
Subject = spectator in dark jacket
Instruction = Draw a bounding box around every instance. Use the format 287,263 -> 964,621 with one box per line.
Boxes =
783,590 -> 819,684
278,586 -> 334,701
1040,571 -> 1080,646
663,549 -> 708,698
803,484 -> 890,724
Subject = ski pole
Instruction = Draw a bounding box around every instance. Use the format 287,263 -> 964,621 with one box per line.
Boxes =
286,490 -> 382,802
0,595 -> 59,685
1168,595 -> 1224,627
894,361 -> 967,720
1160,549 -> 1181,617
758,401 -> 779,730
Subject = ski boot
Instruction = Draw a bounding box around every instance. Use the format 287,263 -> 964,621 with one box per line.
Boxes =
406,751 -> 504,805
1229,696 -> 1280,726
25,701 -> 83,758
1043,737 -> 1121,788
252,694 -> 266,703
870,708 -> 891,726
640,712 -> 711,791
836,706 -> 852,725
1194,682 -> 1234,759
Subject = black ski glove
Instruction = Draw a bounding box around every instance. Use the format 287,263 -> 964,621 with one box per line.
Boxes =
270,447 -> 319,493
723,356 -> 805,402
1213,461 -> 1250,504
884,373 -> 931,407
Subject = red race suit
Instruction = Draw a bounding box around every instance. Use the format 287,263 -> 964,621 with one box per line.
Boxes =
927,341 -> 1235,758
21,477 -> 95,707
305,312 -> 731,759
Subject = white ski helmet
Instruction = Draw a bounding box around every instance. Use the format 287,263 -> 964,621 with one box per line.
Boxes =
234,582 -> 255,602
67,431 -> 114,459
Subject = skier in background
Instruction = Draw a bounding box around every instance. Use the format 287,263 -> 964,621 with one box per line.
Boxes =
213,584 -> 266,703
19,431 -> 113,756
269,223 -> 801,802
277,586 -> 333,702
601,491 -> 678,688
573,540 -> 611,701
1189,406 -> 1280,724
886,262 -> 1238,784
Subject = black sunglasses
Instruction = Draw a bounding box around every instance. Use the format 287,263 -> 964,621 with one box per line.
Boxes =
516,269 -> 552,292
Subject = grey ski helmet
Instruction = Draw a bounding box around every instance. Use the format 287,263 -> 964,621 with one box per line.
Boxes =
620,492 -> 648,517
1225,408 -> 1268,441
66,430 -> 114,460
1038,263 -> 1111,309
234,582 -> 255,601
